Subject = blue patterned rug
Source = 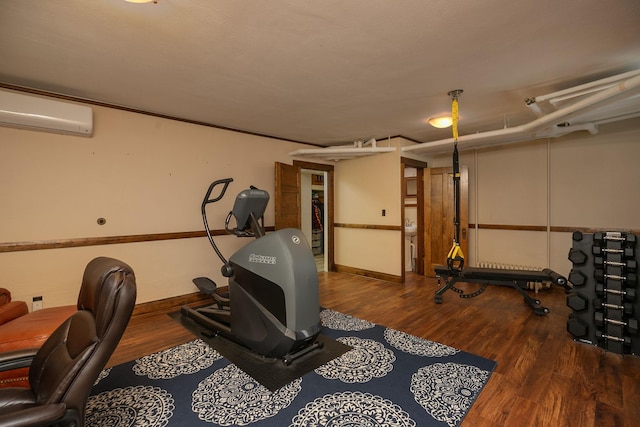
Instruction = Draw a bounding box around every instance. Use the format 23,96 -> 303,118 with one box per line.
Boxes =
87,309 -> 497,427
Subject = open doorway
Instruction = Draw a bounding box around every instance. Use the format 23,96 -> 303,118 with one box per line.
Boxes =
301,170 -> 327,272
402,158 -> 427,275
275,160 -> 334,272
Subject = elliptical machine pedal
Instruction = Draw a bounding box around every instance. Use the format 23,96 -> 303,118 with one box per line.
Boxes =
192,277 -> 229,309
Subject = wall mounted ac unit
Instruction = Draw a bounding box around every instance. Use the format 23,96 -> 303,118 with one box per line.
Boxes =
0,89 -> 93,137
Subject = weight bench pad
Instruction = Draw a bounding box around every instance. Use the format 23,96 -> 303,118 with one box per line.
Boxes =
434,265 -> 566,286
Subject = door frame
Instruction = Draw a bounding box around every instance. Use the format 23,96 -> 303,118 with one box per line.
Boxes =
401,157 -> 427,275
293,160 -> 335,271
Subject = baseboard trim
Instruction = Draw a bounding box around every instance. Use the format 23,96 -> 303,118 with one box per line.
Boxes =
132,292 -> 210,316
333,264 -> 403,283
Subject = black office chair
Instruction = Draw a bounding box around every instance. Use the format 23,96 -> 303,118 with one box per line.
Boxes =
0,257 -> 137,426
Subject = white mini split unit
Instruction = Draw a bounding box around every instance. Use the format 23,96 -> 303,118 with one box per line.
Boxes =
0,89 -> 93,137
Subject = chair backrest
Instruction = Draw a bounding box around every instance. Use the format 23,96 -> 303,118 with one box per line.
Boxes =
28,257 -> 136,423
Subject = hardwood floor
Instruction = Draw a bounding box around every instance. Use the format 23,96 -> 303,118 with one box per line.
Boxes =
109,271 -> 640,427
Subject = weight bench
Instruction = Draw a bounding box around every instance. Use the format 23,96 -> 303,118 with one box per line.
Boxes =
434,265 -> 569,316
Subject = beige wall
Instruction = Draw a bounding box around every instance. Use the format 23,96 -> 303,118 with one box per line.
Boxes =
0,99 -> 312,307
426,117 -> 640,276
334,145 -> 403,276
550,119 -> 640,229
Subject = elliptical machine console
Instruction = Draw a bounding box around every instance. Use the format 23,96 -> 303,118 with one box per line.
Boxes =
182,178 -> 322,364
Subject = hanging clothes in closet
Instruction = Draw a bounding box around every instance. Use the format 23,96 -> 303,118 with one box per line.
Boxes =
311,192 -> 323,254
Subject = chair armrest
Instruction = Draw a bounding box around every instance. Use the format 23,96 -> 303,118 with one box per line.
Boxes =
0,288 -> 11,306
0,301 -> 29,326
0,348 -> 38,372
0,403 -> 67,427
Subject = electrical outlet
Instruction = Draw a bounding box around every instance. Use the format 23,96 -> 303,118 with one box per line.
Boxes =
32,296 -> 43,311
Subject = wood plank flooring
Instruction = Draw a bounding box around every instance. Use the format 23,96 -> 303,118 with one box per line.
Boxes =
109,271 -> 640,427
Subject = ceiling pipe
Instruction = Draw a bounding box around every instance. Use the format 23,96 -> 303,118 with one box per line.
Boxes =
289,137 -> 396,161
595,111 -> 640,126
289,144 -> 395,161
402,72 -> 640,156
535,69 -> 640,105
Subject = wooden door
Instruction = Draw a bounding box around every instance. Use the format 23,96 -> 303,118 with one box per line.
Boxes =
274,162 -> 301,230
424,166 -> 469,275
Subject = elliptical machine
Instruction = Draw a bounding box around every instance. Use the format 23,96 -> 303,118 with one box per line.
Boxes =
181,178 -> 322,364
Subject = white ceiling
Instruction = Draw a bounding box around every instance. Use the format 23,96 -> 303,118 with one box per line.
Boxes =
1,0 -> 640,149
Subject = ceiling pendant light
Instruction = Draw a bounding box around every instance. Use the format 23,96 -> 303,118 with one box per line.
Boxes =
427,115 -> 454,128
428,90 -> 463,129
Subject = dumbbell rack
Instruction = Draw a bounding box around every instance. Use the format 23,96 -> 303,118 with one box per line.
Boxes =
566,231 -> 639,355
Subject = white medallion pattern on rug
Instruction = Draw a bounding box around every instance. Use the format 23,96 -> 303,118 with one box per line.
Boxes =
410,362 -> 491,427
192,363 -> 302,426
384,328 -> 460,357
315,336 -> 395,383
94,367 -> 111,385
86,385 -> 174,427
87,309 -> 496,427
320,309 -> 376,331
133,339 -> 222,379
290,391 -> 416,427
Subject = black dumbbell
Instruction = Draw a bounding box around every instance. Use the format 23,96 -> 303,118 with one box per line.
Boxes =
592,246 -> 635,258
568,248 -> 588,265
594,257 -> 637,272
593,232 -> 627,246
594,312 -> 639,334
567,316 -> 589,338
568,270 -> 587,287
592,298 -> 634,315
595,284 -> 636,301
572,231 -> 583,242
567,292 -> 588,311
595,330 -> 632,346
594,269 -> 637,285
594,232 -> 637,245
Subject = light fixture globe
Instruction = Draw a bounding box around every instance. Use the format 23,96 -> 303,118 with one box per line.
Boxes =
428,115 -> 454,128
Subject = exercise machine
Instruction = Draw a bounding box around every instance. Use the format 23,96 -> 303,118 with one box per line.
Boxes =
434,265 -> 568,315
181,178 -> 322,364
434,90 -> 568,315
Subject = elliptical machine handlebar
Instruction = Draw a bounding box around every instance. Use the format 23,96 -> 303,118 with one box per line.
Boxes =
200,178 -> 269,278
203,178 -> 234,206
201,179 -> 234,274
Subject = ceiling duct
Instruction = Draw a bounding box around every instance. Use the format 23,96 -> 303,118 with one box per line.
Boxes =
289,138 -> 396,161
402,70 -> 640,156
